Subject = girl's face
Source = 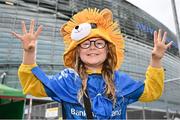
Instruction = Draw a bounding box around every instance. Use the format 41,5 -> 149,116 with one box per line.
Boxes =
78,38 -> 108,70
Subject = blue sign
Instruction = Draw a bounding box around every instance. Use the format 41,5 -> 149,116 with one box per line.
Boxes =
135,22 -> 154,34
135,22 -> 178,48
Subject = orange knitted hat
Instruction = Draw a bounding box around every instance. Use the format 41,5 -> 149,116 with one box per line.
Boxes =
60,8 -> 124,70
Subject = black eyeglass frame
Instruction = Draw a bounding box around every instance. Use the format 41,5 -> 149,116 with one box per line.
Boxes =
79,39 -> 107,49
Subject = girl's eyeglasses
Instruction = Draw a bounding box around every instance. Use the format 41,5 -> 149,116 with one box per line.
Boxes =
79,39 -> 106,49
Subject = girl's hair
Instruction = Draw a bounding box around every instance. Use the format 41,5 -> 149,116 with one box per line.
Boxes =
73,42 -> 117,104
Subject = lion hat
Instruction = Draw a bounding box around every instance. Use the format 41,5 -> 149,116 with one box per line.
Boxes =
60,8 -> 124,70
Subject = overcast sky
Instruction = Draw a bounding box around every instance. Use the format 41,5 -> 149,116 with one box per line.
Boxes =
126,0 -> 180,34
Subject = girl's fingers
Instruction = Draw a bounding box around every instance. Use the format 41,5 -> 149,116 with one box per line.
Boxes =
29,19 -> 35,33
157,29 -> 162,42
35,25 -> 43,38
162,32 -> 167,44
11,32 -> 23,41
166,41 -> 173,49
154,31 -> 158,45
21,21 -> 27,34
12,20 -> 42,42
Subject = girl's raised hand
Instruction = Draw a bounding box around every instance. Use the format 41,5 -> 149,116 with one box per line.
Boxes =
12,19 -> 42,53
151,29 -> 173,60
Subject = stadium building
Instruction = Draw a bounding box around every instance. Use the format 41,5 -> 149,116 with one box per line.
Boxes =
0,0 -> 180,119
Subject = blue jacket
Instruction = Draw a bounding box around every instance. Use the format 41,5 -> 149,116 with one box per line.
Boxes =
32,67 -> 144,119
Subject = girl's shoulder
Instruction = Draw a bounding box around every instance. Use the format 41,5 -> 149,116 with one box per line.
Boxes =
114,70 -> 143,85
113,70 -> 144,97
114,70 -> 132,81
50,68 -> 82,85
55,68 -> 79,79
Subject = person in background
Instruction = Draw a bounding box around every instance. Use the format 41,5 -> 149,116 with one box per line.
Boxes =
12,8 -> 172,119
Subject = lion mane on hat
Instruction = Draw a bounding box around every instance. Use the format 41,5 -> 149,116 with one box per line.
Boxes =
60,8 -> 124,70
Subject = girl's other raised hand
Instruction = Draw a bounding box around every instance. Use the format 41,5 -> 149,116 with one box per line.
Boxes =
12,19 -> 42,53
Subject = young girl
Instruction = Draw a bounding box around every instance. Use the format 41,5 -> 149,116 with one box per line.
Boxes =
12,8 -> 172,119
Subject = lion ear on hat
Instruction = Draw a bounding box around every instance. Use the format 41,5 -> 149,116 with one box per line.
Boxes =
100,8 -> 113,22
60,23 -> 72,48
60,23 -> 68,37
